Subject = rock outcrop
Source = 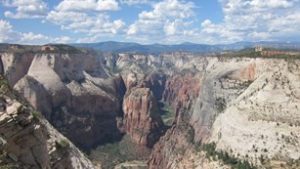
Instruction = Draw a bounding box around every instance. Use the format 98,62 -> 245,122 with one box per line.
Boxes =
162,73 -> 201,124
122,87 -> 164,147
0,76 -> 95,169
149,57 -> 300,169
0,47 -> 125,150
148,124 -> 195,169
209,59 -> 300,167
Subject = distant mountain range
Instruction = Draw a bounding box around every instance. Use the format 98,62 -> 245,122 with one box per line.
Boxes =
71,41 -> 300,54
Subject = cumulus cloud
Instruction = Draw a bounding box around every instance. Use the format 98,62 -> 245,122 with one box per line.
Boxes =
0,20 -> 16,42
120,0 -> 153,5
126,0 -> 196,43
19,33 -> 72,44
20,32 -> 50,43
2,0 -> 48,19
200,0 -> 300,43
2,0 -> 300,44
46,0 -> 124,41
55,0 -> 119,11
0,19 -> 72,44
47,11 -> 125,35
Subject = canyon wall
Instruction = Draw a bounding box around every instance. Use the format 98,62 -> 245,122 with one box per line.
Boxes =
0,48 -> 125,150
0,75 -> 95,169
122,87 -> 164,147
149,57 -> 300,169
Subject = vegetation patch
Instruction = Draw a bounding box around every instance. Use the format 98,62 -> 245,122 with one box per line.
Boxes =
89,135 -> 150,169
215,97 -> 226,113
56,139 -> 70,149
0,76 -> 10,96
219,48 -> 300,59
199,142 -> 257,169
31,111 -> 41,120
159,101 -> 175,126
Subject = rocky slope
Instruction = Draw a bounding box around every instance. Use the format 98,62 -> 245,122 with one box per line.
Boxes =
148,57 -> 300,169
0,75 -> 95,169
0,46 -> 125,150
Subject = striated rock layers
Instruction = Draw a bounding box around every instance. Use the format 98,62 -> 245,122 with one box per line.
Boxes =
122,87 -> 164,147
0,76 -> 95,169
162,73 -> 201,124
149,57 -> 300,169
148,124 -> 195,169
0,47 -> 126,150
147,73 -> 202,169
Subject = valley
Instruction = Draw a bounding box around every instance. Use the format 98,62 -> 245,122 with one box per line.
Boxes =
0,44 -> 299,169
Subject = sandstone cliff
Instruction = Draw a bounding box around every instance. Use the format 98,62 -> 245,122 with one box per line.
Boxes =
122,87 -> 164,147
149,57 -> 300,169
0,47 -> 125,150
0,75 -> 95,169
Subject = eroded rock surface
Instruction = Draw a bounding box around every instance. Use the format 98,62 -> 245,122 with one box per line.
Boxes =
1,47 -> 125,150
123,87 -> 164,147
0,76 -> 95,169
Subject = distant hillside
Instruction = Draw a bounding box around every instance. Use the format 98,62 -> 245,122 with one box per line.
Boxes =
71,41 -> 221,53
71,41 -> 300,54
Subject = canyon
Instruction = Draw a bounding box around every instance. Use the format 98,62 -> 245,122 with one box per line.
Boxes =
0,44 -> 299,169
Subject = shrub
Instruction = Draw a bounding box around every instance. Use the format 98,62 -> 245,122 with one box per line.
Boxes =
31,111 -> 41,120
201,142 -> 257,169
56,139 -> 70,149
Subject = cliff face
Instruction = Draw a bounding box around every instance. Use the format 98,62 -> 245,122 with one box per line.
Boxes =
122,87 -> 164,147
149,57 -> 300,169
162,73 -> 201,124
147,73 -> 202,169
0,49 -> 125,150
0,76 -> 95,169
148,124 -> 194,169
208,59 -> 300,166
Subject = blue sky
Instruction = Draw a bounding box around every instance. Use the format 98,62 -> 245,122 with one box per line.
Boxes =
0,0 -> 300,44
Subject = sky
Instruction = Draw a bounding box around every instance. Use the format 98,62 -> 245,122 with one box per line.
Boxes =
0,0 -> 300,45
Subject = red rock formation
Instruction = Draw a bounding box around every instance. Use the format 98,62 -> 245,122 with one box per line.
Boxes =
231,62 -> 256,81
163,73 -> 201,123
143,72 -> 166,100
148,124 -> 194,169
123,87 -> 164,147
148,74 -> 201,168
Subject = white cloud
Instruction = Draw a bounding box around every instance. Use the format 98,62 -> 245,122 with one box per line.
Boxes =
126,0 -> 196,43
0,20 -> 15,42
53,36 -> 72,43
0,19 -> 72,44
56,0 -> 119,12
2,0 -> 300,44
120,0 -> 153,5
46,0 -> 124,42
2,0 -> 48,19
47,11 -> 125,35
20,32 -> 49,43
248,0 -> 293,9
19,33 -> 72,44
164,21 -> 177,36
200,0 -> 300,43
